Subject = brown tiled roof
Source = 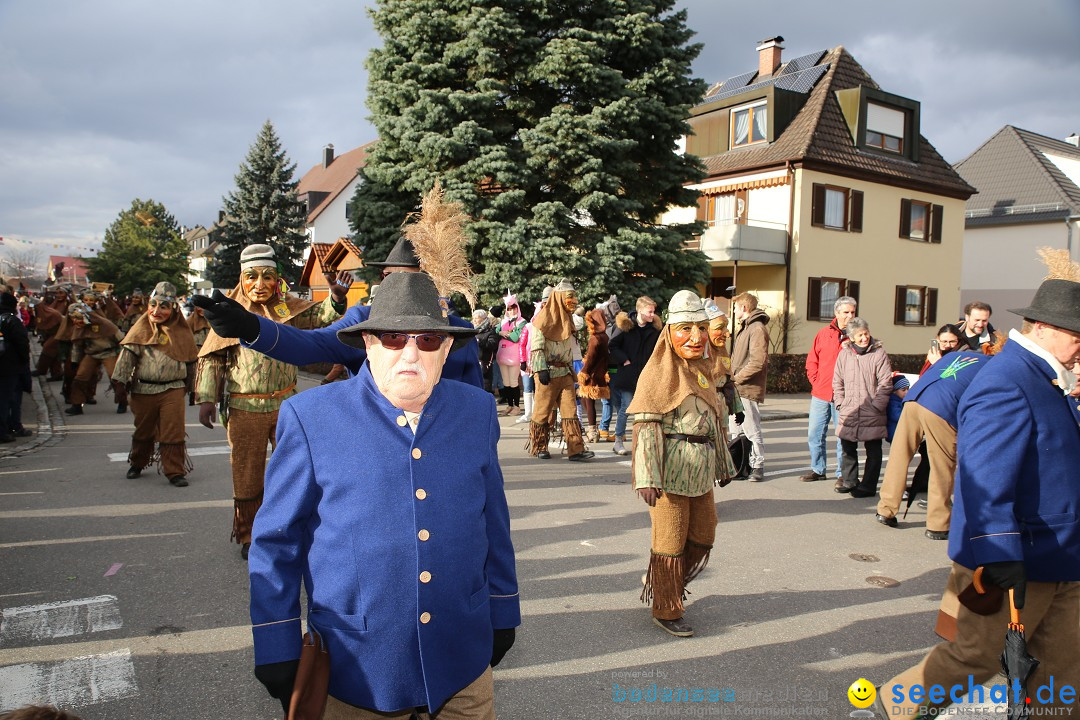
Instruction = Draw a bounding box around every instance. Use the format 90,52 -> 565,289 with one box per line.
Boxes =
297,142 -> 376,223
699,47 -> 975,199
299,242 -> 335,288
955,126 -> 1080,222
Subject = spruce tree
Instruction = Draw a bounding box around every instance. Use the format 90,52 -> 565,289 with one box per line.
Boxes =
84,198 -> 189,296
355,0 -> 710,307
208,120 -> 308,288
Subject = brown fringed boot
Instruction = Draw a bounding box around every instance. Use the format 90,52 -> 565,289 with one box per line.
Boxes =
563,418 -> 594,461
527,421 -> 551,460
683,541 -> 712,585
126,438 -> 155,479
232,494 -> 263,560
158,442 -> 193,487
641,551 -> 693,637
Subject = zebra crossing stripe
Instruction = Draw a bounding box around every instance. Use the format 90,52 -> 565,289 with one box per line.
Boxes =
0,649 -> 137,710
1,595 -> 122,646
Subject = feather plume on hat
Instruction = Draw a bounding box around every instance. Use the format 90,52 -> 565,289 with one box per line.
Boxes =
1038,246 -> 1080,282
403,181 -> 477,307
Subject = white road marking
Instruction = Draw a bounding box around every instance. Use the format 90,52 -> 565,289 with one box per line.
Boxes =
0,500 -> 229,520
0,649 -> 138,710
0,532 -> 186,550
0,492 -> 45,496
1,596 -> 122,645
0,468 -> 60,476
107,444 -> 230,461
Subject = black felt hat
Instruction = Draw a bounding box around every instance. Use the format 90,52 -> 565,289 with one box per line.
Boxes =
1009,279 -> 1080,334
337,271 -> 476,352
364,235 -> 421,269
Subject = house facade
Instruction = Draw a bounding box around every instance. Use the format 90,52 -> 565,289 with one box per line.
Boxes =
297,238 -> 369,305
954,126 -> 1080,335
297,143 -> 374,247
664,37 -> 974,354
184,222 -> 222,295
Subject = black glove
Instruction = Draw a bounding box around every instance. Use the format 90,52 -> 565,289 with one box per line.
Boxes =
519,361 -> 527,373
491,627 -> 515,667
191,290 -> 260,343
254,659 -> 299,713
980,561 -> 1027,609
734,412 -> 745,425
537,370 -> 550,386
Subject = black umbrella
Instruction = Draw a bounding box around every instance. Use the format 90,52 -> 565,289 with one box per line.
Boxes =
901,445 -> 930,519
1001,588 -> 1039,720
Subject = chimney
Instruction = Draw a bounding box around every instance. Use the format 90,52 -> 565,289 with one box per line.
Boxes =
323,143 -> 335,168
1066,133 -> 1080,148
757,36 -> 785,78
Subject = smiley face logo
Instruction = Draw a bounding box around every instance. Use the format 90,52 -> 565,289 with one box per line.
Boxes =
847,678 -> 876,709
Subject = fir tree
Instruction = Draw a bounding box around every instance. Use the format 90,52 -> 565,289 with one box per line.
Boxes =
348,167 -> 418,287
208,120 -> 308,288
84,198 -> 189,296
355,0 -> 710,307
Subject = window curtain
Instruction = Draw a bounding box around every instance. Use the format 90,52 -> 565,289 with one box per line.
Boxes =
752,106 -> 767,142
715,194 -> 737,225
733,110 -> 750,146
905,289 -> 922,323
820,281 -> 839,320
824,189 -> 845,228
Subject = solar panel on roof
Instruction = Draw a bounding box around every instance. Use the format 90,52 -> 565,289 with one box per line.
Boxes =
774,64 -> 829,93
721,70 -> 757,90
777,50 -> 827,76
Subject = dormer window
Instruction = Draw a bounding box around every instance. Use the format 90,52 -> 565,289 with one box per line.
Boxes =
731,101 -> 767,148
866,102 -> 905,154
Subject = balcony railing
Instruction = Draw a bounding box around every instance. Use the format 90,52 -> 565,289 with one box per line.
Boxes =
692,222 -> 787,265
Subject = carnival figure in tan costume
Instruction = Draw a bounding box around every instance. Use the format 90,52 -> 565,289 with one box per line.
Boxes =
195,244 -> 341,559
528,279 -> 594,462
632,290 -> 734,638
64,301 -> 127,416
112,282 -> 198,487
118,288 -> 146,333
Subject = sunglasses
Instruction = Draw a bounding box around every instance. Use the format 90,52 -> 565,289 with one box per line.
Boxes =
377,332 -> 449,351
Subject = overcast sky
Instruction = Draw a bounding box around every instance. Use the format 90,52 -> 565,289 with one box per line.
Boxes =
1,0 -> 1077,261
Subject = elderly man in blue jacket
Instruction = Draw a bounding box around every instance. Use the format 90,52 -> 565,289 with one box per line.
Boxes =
248,270 -> 519,718
878,278 -> 1080,718
191,236 -> 484,389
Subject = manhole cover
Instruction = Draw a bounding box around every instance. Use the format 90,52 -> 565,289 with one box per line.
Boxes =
866,576 -> 900,588
849,553 -> 880,563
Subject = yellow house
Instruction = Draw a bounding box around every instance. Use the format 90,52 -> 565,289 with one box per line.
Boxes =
665,37 -> 975,354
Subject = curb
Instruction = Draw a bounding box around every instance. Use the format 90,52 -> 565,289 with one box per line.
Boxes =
761,411 -> 810,422
0,372 -> 67,460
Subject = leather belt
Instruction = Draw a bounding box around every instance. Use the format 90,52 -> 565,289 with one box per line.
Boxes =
231,384 -> 296,400
549,361 -> 571,368
664,433 -> 712,445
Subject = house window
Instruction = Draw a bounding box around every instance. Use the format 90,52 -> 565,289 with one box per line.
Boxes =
893,285 -> 938,326
807,277 -> 860,322
899,199 -> 943,243
731,101 -> 767,148
866,102 -> 906,154
696,192 -> 743,226
811,184 -> 863,232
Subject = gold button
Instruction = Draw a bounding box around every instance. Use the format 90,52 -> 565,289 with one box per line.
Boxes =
420,612 -> 431,624
412,448 -> 422,460
418,529 -> 430,541
419,571 -> 431,583
396,415 -> 407,427
415,488 -> 427,500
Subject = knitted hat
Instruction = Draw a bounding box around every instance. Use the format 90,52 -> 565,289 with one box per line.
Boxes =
240,244 -> 276,271
667,290 -> 708,324
150,281 -> 177,304
891,374 -> 910,391
703,298 -> 726,321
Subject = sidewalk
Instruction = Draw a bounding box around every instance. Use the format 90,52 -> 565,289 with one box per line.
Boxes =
758,392 -> 811,421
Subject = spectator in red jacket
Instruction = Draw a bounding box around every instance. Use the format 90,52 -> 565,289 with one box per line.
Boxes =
801,295 -> 856,482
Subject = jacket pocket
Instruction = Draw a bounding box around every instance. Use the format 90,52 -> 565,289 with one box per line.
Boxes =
309,609 -> 367,634
1020,512 -> 1076,528
469,585 -> 489,611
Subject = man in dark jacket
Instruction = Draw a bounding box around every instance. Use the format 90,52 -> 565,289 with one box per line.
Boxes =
730,292 -> 770,481
0,292 -> 32,442
607,296 -> 661,456
802,295 -> 856,482
957,300 -> 999,353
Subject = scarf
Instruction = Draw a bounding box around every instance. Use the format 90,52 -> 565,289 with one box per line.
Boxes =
627,325 -> 722,417
199,283 -> 317,356
530,290 -> 575,342
121,310 -> 198,363
70,311 -> 121,342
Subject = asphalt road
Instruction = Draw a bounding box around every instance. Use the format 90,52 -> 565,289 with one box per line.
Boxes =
0,361 -> 1007,719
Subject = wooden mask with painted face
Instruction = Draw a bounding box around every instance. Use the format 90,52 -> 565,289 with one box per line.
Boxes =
671,322 -> 709,360
241,266 -> 279,305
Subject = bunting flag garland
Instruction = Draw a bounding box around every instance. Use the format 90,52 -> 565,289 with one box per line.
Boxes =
0,234 -> 100,253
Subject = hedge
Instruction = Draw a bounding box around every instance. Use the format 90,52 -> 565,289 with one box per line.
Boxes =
765,353 -> 926,395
